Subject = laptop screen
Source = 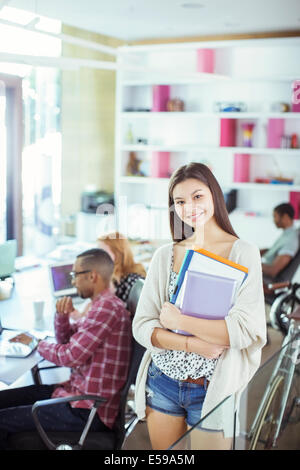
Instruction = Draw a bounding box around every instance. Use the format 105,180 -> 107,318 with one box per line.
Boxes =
50,264 -> 73,293
0,239 -> 17,278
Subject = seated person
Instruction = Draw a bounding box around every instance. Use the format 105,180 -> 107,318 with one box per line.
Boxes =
97,232 -> 146,303
0,248 -> 132,450
71,233 -> 146,320
261,203 -> 299,282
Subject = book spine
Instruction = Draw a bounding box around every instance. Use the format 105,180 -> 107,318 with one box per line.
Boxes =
170,250 -> 193,304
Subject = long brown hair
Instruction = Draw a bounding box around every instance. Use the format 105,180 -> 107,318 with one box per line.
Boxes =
97,232 -> 146,282
168,162 -> 238,242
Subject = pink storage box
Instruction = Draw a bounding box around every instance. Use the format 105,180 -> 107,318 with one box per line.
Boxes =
289,192 -> 300,219
220,119 -> 237,147
292,80 -> 300,112
151,152 -> 170,178
152,85 -> 170,112
197,49 -> 215,73
267,119 -> 284,148
233,154 -> 250,182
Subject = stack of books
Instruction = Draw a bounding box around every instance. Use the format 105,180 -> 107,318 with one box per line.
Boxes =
171,248 -> 248,335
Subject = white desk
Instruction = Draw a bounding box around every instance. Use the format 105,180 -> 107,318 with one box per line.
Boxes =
0,349 -> 43,386
0,263 -> 55,331
0,263 -> 56,386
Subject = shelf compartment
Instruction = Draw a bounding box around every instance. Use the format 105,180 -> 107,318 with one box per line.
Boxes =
119,177 -> 300,192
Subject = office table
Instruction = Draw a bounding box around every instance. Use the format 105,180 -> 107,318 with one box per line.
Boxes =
0,262 -> 56,386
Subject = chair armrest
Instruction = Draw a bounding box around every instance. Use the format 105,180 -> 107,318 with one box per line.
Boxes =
38,362 -> 61,371
31,362 -> 68,385
33,394 -> 106,409
32,394 -> 107,450
267,281 -> 290,292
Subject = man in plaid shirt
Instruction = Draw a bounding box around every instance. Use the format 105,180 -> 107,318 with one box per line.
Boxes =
0,248 -> 132,449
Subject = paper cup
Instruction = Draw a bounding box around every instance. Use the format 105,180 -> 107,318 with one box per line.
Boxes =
33,300 -> 45,328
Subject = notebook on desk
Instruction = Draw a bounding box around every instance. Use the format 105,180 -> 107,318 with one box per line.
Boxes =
48,262 -> 84,305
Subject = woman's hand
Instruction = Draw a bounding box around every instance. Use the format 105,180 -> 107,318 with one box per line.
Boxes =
187,336 -> 227,359
159,302 -> 182,330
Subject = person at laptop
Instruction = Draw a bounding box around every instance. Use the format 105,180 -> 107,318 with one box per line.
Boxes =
0,248 -> 132,449
261,203 -> 299,282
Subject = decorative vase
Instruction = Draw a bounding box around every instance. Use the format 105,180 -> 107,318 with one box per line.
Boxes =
241,123 -> 255,147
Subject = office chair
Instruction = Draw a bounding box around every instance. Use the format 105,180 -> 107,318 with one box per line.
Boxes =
8,280 -> 145,450
126,278 -> 144,318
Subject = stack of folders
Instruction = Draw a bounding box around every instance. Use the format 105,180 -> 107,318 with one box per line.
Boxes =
171,248 -> 248,335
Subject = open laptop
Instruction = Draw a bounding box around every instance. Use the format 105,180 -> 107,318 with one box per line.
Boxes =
0,239 -> 17,279
48,261 -> 84,305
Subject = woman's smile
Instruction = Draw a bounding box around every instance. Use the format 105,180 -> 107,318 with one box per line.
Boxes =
190,210 -> 205,222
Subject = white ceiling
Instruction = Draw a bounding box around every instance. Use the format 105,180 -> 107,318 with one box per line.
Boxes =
9,0 -> 300,42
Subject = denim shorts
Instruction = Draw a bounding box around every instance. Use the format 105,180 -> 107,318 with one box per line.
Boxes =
146,361 -> 208,428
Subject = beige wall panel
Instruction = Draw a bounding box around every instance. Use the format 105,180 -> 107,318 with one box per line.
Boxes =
61,25 -> 124,217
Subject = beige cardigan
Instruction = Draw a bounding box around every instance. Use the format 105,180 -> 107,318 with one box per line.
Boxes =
132,239 -> 267,437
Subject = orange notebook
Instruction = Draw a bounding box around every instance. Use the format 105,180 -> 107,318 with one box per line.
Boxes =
194,247 -> 248,274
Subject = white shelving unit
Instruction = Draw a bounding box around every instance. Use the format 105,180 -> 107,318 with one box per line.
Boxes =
119,176 -> 300,192
121,144 -> 300,156
114,38 -> 300,242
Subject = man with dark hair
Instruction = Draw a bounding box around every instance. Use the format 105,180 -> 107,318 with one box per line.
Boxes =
0,249 -> 132,449
261,203 -> 299,280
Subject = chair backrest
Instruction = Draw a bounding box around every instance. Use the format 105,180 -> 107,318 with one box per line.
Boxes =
115,337 -> 145,448
0,239 -> 17,278
114,279 -> 145,448
126,278 -> 144,316
274,231 -> 300,283
125,278 -> 145,387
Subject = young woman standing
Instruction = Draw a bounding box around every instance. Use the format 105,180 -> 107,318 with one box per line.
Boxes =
132,162 -> 266,450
